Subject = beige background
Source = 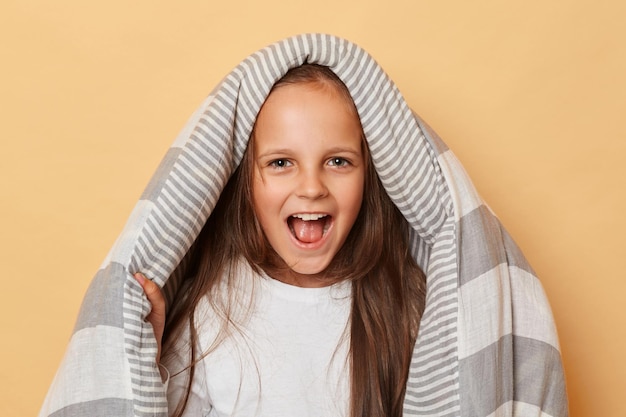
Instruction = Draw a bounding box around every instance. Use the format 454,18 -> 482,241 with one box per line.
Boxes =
1,1 -> 624,416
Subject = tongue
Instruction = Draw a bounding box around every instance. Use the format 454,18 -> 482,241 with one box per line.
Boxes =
291,218 -> 325,243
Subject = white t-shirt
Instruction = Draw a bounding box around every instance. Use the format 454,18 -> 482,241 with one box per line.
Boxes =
163,264 -> 352,417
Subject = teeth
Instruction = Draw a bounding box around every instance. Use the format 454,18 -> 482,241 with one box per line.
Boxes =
291,213 -> 327,221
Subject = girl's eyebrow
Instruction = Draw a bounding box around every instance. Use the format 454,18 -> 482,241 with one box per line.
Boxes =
256,148 -> 294,159
257,146 -> 361,159
325,146 -> 362,156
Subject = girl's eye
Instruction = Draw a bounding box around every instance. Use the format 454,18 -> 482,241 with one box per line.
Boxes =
269,159 -> 291,168
328,157 -> 349,167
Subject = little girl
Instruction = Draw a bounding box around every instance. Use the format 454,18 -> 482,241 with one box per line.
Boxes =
39,33 -> 567,417
137,63 -> 427,417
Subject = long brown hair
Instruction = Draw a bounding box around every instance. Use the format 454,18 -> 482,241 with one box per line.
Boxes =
162,64 -> 427,417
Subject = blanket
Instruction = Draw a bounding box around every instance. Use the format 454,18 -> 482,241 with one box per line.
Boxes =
39,33 -> 568,417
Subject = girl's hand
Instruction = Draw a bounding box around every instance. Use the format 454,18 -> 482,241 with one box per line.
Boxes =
133,273 -> 166,367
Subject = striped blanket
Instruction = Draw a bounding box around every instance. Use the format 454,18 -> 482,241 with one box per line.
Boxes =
39,33 -> 568,417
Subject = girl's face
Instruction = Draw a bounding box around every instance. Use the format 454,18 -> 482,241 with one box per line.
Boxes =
252,82 -> 365,287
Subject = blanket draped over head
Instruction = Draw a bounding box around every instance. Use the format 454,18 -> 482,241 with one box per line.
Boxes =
39,34 -> 568,417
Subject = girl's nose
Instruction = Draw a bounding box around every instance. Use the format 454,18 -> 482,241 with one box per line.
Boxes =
296,170 -> 329,199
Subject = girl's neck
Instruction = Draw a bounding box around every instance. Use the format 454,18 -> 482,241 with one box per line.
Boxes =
266,269 -> 336,288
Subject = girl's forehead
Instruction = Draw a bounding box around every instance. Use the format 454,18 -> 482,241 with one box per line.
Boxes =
258,84 -> 358,126
260,82 -> 360,122
252,83 -> 363,155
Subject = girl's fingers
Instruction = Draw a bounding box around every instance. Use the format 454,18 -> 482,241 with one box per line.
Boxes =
134,273 -> 165,313
133,272 -> 166,364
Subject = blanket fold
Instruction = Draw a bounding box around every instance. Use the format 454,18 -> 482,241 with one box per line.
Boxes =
39,33 -> 567,417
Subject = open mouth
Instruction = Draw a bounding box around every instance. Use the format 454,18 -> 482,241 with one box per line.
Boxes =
287,213 -> 332,243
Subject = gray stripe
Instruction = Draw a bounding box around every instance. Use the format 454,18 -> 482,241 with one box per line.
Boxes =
409,228 -> 430,272
73,262 -> 127,332
404,398 -> 460,417
140,148 -> 183,202
408,352 -> 458,381
416,114 -> 449,156
459,334 -> 568,417
405,378 -> 458,403
502,225 -> 535,275
162,244 -> 195,310
405,213 -> 460,411
458,205 -> 508,285
458,205 -> 535,285
48,398 -> 135,417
